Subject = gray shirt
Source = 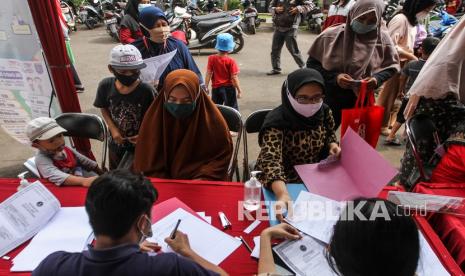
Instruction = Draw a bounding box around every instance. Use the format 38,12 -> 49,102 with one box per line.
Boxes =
35,147 -> 98,186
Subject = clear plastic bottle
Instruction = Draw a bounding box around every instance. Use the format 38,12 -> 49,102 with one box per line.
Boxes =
243,171 -> 262,211
17,171 -> 30,191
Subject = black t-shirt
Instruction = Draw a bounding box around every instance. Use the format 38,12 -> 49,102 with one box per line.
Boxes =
94,77 -> 155,138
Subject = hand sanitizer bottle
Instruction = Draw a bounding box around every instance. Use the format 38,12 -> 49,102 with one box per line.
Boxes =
243,171 -> 262,211
17,171 -> 30,191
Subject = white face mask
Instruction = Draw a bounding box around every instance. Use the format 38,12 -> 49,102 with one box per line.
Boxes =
416,10 -> 429,21
286,89 -> 323,117
138,3 -> 152,12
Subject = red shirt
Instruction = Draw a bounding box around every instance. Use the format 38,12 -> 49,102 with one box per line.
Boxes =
207,54 -> 239,89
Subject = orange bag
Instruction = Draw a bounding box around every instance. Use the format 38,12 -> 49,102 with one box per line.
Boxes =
341,80 -> 384,148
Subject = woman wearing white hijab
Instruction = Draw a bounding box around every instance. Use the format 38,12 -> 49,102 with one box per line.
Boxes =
399,16 -> 465,187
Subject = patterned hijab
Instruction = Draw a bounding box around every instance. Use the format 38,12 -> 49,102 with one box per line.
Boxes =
308,0 -> 400,79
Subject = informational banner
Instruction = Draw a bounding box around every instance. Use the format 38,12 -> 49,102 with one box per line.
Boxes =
0,0 -> 59,144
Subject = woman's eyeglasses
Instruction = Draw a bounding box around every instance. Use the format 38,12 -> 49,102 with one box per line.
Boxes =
295,94 -> 325,104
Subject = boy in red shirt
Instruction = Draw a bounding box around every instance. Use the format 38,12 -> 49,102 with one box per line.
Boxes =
205,33 -> 243,110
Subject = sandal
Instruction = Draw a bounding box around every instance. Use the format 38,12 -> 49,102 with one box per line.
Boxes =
384,137 -> 402,146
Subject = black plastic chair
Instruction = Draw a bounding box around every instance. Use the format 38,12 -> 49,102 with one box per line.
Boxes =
405,113 -> 441,187
242,109 -> 271,181
216,105 -> 243,182
55,112 -> 109,169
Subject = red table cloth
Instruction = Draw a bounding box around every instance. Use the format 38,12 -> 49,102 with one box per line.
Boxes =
0,180 -> 462,275
0,178 -> 268,276
414,182 -> 465,274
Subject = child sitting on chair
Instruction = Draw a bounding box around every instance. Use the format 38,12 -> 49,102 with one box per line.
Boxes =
27,117 -> 102,187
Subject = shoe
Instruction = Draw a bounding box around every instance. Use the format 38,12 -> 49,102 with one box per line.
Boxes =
380,127 -> 390,136
267,70 -> 281,76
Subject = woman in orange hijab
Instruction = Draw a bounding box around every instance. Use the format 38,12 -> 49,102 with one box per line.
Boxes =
133,69 -> 233,181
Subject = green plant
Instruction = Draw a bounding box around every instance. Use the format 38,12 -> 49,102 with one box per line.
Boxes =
227,0 -> 241,10
71,0 -> 86,7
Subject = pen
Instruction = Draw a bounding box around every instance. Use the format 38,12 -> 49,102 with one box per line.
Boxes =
239,236 -> 252,253
170,219 -> 181,239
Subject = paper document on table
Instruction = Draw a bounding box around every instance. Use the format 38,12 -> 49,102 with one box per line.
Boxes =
11,207 -> 92,272
0,181 -> 60,257
273,234 -> 336,276
295,128 -> 398,201
140,50 -> 177,84
250,236 -> 260,259
148,208 -> 241,265
286,191 -> 344,244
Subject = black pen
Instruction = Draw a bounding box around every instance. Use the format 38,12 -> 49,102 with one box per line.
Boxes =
239,236 -> 252,253
170,219 -> 181,239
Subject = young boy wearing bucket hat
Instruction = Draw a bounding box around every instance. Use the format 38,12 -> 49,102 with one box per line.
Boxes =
27,117 -> 103,187
205,33 -> 243,110
94,44 -> 156,169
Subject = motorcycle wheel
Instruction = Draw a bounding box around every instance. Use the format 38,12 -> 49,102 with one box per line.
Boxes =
249,17 -> 256,34
231,34 -> 244,54
84,19 -> 94,29
315,24 -> 321,34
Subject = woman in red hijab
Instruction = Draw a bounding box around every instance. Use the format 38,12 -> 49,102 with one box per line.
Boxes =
133,69 -> 233,181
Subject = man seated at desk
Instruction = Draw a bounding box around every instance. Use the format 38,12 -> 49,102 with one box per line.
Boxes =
32,170 -> 227,276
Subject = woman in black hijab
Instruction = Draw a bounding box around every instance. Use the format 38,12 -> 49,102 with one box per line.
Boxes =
119,0 -> 150,44
255,68 -> 341,221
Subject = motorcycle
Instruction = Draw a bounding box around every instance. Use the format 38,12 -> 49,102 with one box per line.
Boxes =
166,6 -> 192,32
306,6 -> 323,34
79,0 -> 104,29
179,11 -> 245,53
61,0 -> 78,32
104,8 -> 124,41
241,0 -> 260,34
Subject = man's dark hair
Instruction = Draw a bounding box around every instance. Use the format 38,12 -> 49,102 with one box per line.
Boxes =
85,170 -> 158,240
421,37 -> 440,56
327,198 -> 420,276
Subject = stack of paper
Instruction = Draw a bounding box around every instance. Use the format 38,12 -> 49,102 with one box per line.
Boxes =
148,208 -> 241,265
0,181 -> 60,257
11,207 -> 93,272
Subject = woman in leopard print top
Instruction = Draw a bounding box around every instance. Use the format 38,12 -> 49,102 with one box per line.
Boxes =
255,68 -> 340,221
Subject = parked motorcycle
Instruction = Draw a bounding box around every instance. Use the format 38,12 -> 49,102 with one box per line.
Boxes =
79,0 -> 104,29
306,6 -> 323,34
61,0 -> 78,32
104,7 -> 124,41
241,0 -> 260,34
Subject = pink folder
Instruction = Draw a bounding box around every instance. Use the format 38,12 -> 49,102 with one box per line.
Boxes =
294,128 -> 398,201
151,197 -> 203,223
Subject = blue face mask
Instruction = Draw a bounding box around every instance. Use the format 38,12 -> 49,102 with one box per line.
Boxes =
351,20 -> 377,34
164,102 -> 196,119
138,3 -> 153,12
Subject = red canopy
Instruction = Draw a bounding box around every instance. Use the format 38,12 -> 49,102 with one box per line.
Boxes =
27,0 -> 94,160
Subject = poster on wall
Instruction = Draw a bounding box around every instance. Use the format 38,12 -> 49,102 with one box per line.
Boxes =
0,0 -> 60,144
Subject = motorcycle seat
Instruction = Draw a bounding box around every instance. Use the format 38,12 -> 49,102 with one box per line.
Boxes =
196,16 -> 233,31
192,12 -> 229,24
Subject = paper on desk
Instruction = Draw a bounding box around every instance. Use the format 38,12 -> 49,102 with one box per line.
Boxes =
295,128 -> 398,201
140,49 -> 177,84
273,234 -> 336,276
417,231 -> 449,276
286,191 -> 344,244
11,207 -> 92,272
0,181 -> 60,257
251,236 -> 260,259
148,208 -> 241,265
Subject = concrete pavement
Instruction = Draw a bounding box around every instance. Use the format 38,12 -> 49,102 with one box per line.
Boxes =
0,25 -> 405,178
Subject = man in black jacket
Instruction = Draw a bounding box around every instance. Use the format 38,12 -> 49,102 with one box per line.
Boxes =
267,0 -> 315,75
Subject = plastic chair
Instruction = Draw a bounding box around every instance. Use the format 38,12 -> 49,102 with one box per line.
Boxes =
405,113 -> 441,187
55,113 -> 109,169
242,109 -> 271,181
216,105 -> 242,182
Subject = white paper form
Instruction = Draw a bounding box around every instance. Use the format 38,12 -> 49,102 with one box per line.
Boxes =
286,191 -> 344,244
417,231 -> 450,276
11,207 -> 92,272
140,50 -> 177,84
0,181 -> 60,257
273,234 -> 336,276
148,208 -> 241,265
